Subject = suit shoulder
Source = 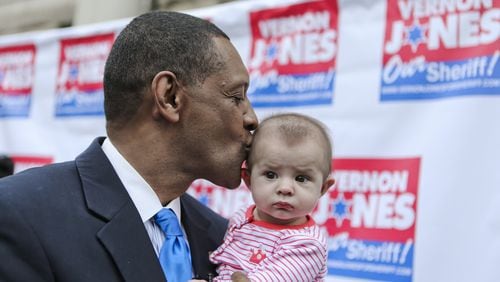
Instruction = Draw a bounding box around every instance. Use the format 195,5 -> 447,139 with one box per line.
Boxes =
0,161 -> 78,202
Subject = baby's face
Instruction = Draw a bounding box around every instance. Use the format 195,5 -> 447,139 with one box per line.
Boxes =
248,135 -> 329,226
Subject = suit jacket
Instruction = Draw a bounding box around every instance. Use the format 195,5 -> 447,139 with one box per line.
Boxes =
0,137 -> 228,281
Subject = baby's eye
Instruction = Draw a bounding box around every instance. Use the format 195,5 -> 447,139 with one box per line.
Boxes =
265,171 -> 277,179
295,175 -> 309,183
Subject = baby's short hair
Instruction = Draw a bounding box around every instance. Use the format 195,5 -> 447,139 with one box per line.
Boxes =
248,113 -> 333,177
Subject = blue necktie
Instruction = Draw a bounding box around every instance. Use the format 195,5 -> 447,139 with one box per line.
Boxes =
154,208 -> 192,282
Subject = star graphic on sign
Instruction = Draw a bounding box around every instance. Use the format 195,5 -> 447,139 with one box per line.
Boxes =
331,193 -> 352,227
404,19 -> 428,52
265,42 -> 278,62
69,64 -> 79,81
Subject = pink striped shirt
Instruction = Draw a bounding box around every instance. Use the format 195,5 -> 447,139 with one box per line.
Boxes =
210,205 -> 327,282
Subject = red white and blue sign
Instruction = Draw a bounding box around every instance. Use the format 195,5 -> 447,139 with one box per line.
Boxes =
326,158 -> 420,282
381,0 -> 500,101
55,33 -> 114,116
0,44 -> 36,118
247,0 -> 338,107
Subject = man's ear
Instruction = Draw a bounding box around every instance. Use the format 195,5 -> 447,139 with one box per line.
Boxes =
321,176 -> 335,196
241,168 -> 251,189
151,71 -> 181,123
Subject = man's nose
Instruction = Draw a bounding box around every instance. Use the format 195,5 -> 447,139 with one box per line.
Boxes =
243,102 -> 258,131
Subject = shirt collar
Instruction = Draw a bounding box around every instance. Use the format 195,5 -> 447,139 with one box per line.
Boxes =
101,138 -> 182,223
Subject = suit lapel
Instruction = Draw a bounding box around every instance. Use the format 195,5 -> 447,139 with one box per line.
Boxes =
76,137 -> 165,282
181,195 -> 217,279
97,203 -> 166,282
181,194 -> 226,280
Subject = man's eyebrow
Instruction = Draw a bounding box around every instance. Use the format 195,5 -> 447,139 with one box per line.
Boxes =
221,81 -> 248,92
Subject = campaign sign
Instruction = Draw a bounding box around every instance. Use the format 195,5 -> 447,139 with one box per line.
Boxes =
326,158 -> 420,281
10,155 -> 53,173
381,0 -> 500,101
247,0 -> 338,107
55,33 -> 114,116
0,44 -> 36,118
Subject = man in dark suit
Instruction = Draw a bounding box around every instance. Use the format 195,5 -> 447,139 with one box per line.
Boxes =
0,11 -> 258,282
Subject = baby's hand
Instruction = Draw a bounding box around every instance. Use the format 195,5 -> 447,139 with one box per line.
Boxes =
231,271 -> 250,282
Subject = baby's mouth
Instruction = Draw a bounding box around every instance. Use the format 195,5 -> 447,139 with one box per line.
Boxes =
273,202 -> 293,210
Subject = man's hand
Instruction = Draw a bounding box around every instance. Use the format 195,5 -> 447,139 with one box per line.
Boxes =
231,271 -> 250,282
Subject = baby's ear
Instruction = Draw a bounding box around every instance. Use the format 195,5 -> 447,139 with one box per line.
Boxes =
321,176 -> 335,196
241,168 -> 251,189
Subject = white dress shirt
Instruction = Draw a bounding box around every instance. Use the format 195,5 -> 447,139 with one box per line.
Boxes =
101,138 -> 187,256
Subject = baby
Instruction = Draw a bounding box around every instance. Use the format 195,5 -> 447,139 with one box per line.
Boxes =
210,113 -> 335,281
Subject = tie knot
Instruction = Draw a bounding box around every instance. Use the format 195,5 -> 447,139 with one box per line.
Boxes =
154,208 -> 183,236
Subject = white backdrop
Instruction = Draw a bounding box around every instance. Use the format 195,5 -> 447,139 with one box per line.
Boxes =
1,0 -> 499,281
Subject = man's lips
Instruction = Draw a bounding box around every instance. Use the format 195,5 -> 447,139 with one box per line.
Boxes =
245,135 -> 253,153
273,202 -> 293,210
244,145 -> 251,153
